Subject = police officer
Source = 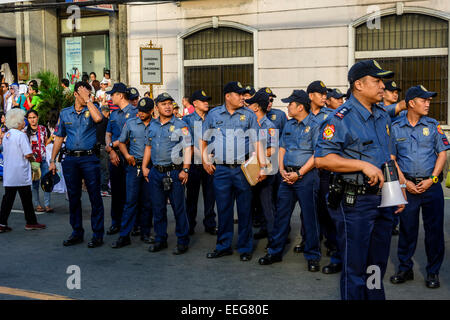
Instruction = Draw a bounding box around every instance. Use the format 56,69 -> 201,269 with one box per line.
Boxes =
258,90 -> 320,270
260,87 -> 287,134
390,85 -> 448,289
105,83 -> 138,235
380,80 -> 407,121
303,80 -> 335,256
243,86 -> 256,105
49,81 -> 105,248
326,88 -> 345,110
183,90 -> 217,236
142,92 -> 192,255
246,90 -> 278,246
202,81 -> 266,262
111,97 -> 155,248
128,87 -> 140,108
315,60 -> 405,300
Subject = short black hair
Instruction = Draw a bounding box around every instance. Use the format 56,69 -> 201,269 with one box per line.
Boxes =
81,74 -> 89,82
74,81 -> 92,93
1,83 -> 9,88
90,72 -> 97,78
28,79 -> 38,87
295,101 -> 310,113
61,78 -> 69,87
104,69 -> 110,75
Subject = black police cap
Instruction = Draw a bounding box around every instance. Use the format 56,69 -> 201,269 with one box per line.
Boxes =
327,88 -> 345,99
243,86 -> 256,96
106,82 -> 128,95
137,97 -> 154,112
257,87 -> 276,98
281,89 -> 310,105
245,90 -> 270,109
307,80 -> 328,94
405,85 -> 437,103
384,80 -> 402,92
128,87 -> 140,100
190,90 -> 212,104
223,81 -> 246,95
154,92 -> 175,104
41,171 -> 61,193
348,60 -> 394,84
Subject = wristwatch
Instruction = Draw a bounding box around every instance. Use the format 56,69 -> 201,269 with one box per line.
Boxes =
297,170 -> 303,179
50,159 -> 56,163
430,175 -> 439,184
182,168 -> 189,174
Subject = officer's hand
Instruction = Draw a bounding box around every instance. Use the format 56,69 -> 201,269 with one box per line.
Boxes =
394,204 -> 405,214
179,170 -> 188,184
284,172 -> 298,184
126,155 -> 136,167
143,167 -> 150,183
257,169 -> 267,182
109,150 -> 120,167
203,162 -> 216,175
416,178 -> 433,193
77,86 -> 91,104
405,180 -> 420,194
362,162 -> 384,188
49,162 -> 57,175
280,169 -> 289,181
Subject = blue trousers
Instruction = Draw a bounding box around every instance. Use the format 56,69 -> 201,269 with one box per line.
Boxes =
120,164 -> 153,237
109,156 -> 126,228
252,175 -> 276,238
186,164 -> 216,231
149,168 -> 189,246
214,165 -> 253,254
397,183 -> 445,275
62,155 -> 104,239
269,169 -> 320,260
318,170 -> 337,249
329,194 -> 393,300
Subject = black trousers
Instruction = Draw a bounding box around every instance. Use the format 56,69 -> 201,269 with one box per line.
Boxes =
0,186 -> 38,225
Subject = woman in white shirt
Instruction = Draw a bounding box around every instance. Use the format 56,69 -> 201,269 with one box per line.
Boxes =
0,108 -> 46,233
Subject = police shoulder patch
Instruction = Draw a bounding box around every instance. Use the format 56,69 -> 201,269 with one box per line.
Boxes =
334,107 -> 349,120
443,137 -> 449,146
323,124 -> 335,140
437,124 -> 444,135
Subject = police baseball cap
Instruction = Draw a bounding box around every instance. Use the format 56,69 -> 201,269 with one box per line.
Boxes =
307,81 -> 328,94
384,80 -> 402,92
245,90 -> 270,109
106,82 -> 128,95
224,81 -> 246,95
405,85 -> 437,103
137,97 -> 154,112
281,90 -> 310,105
154,92 -> 175,104
243,86 -> 256,96
327,88 -> 345,99
258,87 -> 276,98
190,90 -> 212,104
128,87 -> 140,100
348,59 -> 394,84
41,171 -> 61,193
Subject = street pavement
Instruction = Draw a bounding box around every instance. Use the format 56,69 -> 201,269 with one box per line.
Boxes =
0,182 -> 450,300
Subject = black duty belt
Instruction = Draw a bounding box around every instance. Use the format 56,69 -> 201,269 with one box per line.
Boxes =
219,163 -> 242,169
66,149 -> 95,157
285,166 -> 302,173
405,173 -> 442,185
154,164 -> 183,173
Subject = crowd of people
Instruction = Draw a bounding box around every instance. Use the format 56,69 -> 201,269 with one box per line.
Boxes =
0,59 -> 447,301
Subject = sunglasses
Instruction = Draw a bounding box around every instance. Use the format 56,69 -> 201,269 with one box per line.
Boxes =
269,98 -> 274,103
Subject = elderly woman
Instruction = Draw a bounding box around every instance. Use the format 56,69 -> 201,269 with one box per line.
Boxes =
0,108 -> 46,233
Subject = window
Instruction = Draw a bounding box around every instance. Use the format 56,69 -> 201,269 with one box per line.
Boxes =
183,27 -> 254,107
355,13 -> 449,124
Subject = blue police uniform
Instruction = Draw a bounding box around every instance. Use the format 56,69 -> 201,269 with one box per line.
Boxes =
315,95 -> 394,300
268,114 -> 321,261
106,104 -> 138,230
118,117 -> 153,238
266,108 -> 287,133
183,111 -> 217,234
146,116 -> 192,246
55,105 -> 104,239
202,104 -> 259,254
391,115 -> 449,275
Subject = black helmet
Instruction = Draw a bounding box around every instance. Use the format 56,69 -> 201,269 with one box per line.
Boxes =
41,171 -> 61,193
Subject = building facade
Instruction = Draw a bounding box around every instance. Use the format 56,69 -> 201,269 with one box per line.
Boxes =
127,0 -> 450,126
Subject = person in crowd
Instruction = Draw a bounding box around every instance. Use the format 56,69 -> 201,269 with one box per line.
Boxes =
25,83 -> 42,111
0,108 -> 46,233
61,78 -> 71,95
25,109 -> 53,213
4,84 -> 19,113
182,96 -> 194,116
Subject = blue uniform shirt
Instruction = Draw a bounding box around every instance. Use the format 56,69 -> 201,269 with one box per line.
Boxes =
392,115 -> 450,177
183,111 -> 204,150
258,115 -> 278,149
280,113 -> 319,167
146,116 -> 192,166
315,95 -> 392,169
267,108 -> 287,133
107,104 -> 138,141
310,106 -> 334,126
119,117 -> 153,160
55,105 -> 99,151
202,105 -> 259,163
379,101 -> 407,122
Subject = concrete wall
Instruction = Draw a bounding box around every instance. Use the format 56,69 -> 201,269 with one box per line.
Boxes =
0,12 -> 16,39
127,0 -> 450,107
